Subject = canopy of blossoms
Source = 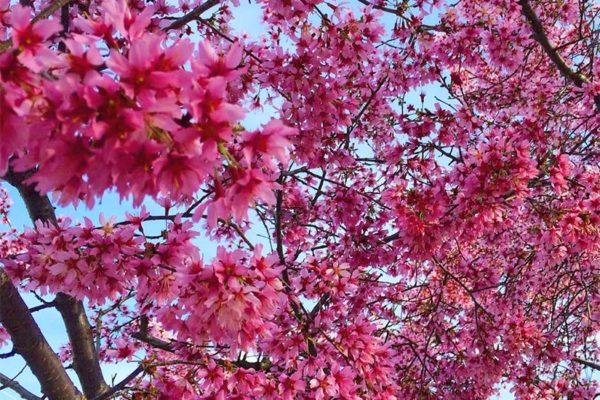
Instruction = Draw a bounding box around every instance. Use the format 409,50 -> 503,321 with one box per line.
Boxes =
0,0 -> 599,398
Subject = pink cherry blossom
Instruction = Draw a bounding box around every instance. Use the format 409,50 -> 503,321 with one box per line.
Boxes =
0,0 -> 599,399
8,5 -> 62,71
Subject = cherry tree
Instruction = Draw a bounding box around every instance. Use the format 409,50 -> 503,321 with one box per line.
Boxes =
0,0 -> 599,398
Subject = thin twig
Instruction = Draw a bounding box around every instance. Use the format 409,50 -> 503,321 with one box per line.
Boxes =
0,370 -> 40,400
164,0 -> 220,31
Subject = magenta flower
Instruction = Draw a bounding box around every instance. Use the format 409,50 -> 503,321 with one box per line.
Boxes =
9,6 -> 62,72
242,119 -> 296,168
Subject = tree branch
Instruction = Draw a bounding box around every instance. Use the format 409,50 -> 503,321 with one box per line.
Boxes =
519,0 -> 588,86
2,169 -> 57,225
32,0 -> 73,23
573,357 -> 600,371
0,348 -> 16,359
519,0 -> 600,109
132,331 -> 175,353
0,270 -> 82,399
0,371 -> 40,400
132,317 -> 270,371
3,169 -> 108,399
309,294 -> 330,320
164,0 -> 220,31
354,0 -> 409,21
132,331 -> 270,370
92,366 -> 145,400
29,302 -> 56,313
55,294 -> 110,398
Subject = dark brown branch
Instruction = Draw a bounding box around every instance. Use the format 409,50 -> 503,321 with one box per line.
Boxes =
345,76 -> 388,148
3,169 -> 108,399
3,169 -> 57,225
573,357 -> 600,371
0,348 -> 16,359
519,0 -> 600,109
383,231 -> 399,243
132,332 -> 270,370
55,294 -> 110,398
219,219 -> 255,250
0,270 -> 82,399
309,294 -> 330,320
29,302 -> 56,313
519,0 -> 588,86
164,0 -> 220,31
0,371 -> 40,400
132,317 -> 270,371
275,191 -> 286,267
131,315 -> 179,352
310,170 -> 326,207
429,143 -> 463,164
32,0 -> 73,23
92,365 -> 145,400
132,330 -> 175,353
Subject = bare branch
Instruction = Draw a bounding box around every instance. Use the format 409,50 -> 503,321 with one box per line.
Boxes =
92,366 -> 145,400
573,357 -> 600,371
309,294 -> 330,320
164,0 -> 220,31
132,330 -> 176,353
0,348 -> 16,359
0,371 -> 40,400
219,218 -> 255,250
32,0 -> 73,23
29,302 -> 56,313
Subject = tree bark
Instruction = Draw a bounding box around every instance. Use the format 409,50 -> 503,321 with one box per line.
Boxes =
0,270 -> 82,399
3,169 -> 109,398
55,294 -> 110,398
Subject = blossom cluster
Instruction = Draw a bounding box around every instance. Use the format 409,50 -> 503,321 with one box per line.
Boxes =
0,0 -> 599,398
1,0 -> 294,223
